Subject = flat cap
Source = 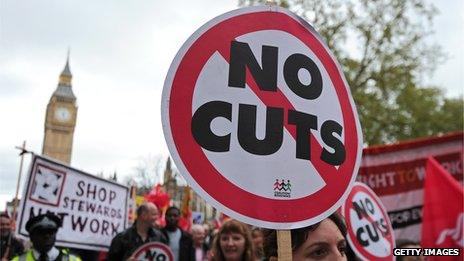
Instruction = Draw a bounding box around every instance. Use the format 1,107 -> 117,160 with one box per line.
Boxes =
25,213 -> 62,233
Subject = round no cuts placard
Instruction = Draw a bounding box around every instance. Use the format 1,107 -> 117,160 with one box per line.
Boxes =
341,182 -> 395,261
161,6 -> 363,229
132,242 -> 174,261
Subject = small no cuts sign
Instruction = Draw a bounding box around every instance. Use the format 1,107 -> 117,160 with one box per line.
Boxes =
16,155 -> 129,251
341,182 -> 395,261
132,242 -> 174,261
162,6 -> 362,229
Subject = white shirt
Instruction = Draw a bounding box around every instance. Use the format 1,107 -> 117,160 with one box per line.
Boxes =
32,247 -> 60,261
167,228 -> 182,261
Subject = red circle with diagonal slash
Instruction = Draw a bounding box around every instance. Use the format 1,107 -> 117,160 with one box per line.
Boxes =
162,6 -> 362,229
132,242 -> 174,261
341,182 -> 395,261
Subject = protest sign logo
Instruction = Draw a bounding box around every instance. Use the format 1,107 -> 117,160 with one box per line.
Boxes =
30,164 -> 66,206
342,182 -> 395,261
162,6 -> 362,229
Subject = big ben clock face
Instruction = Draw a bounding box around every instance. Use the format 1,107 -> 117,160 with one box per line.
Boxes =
54,107 -> 71,122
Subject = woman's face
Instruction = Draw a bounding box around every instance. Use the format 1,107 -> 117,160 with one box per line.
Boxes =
293,219 -> 347,261
219,232 -> 246,261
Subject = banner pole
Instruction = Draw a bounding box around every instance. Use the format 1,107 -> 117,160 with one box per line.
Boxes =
12,141 -> 27,221
277,230 -> 292,260
2,141 -> 28,260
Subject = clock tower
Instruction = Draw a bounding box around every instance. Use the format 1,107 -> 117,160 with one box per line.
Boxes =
42,55 -> 78,164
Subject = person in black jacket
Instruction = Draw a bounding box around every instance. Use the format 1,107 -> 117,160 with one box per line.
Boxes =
0,212 -> 24,260
161,206 -> 194,261
107,202 -> 167,261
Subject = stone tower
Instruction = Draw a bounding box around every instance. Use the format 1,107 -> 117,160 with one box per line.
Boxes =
42,55 -> 78,164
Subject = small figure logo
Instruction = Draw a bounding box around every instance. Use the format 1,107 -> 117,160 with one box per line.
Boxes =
273,179 -> 291,198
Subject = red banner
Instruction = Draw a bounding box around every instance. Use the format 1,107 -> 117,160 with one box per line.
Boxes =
421,157 -> 463,259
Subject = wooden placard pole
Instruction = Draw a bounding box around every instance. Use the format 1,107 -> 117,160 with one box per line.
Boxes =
2,141 -> 27,260
12,141 -> 28,221
277,230 -> 292,260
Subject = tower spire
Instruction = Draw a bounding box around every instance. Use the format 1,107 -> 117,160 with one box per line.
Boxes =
53,51 -> 76,101
59,49 -> 72,86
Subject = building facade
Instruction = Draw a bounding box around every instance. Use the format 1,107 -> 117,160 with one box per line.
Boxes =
162,158 -> 217,222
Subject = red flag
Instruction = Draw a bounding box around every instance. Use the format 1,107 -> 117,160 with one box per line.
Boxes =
422,157 -> 463,259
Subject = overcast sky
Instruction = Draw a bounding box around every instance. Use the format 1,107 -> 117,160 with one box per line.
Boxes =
0,0 -> 462,209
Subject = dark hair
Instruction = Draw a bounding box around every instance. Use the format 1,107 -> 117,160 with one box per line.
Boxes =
0,212 -> 10,219
211,219 -> 255,261
395,238 -> 420,248
263,212 -> 347,257
166,206 -> 180,215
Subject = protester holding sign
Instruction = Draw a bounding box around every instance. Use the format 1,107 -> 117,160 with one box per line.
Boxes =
263,213 -> 348,261
0,212 -> 24,260
211,219 -> 255,261
12,213 -> 81,261
107,202 -> 167,261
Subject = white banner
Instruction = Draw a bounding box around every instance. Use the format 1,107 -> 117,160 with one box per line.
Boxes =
16,155 -> 129,251
358,132 -> 463,242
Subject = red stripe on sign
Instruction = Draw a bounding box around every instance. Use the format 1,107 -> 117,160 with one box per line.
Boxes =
168,11 -> 360,222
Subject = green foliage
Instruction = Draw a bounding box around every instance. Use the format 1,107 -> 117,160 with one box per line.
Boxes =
239,0 -> 462,145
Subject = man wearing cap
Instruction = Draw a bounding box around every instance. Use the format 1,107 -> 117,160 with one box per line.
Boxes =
12,213 -> 81,261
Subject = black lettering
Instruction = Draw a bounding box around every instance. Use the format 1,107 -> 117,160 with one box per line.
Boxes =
353,200 -> 369,219
283,53 -> 322,100
62,197 -> 69,208
104,207 -> 109,217
71,216 -> 88,232
89,219 -> 100,233
78,200 -> 84,211
86,202 -> 96,213
228,41 -> 278,92
145,250 -> 157,259
98,188 -> 107,202
110,209 -> 116,218
379,218 -> 389,236
101,220 -> 109,236
157,254 -> 167,261
356,227 -> 369,247
320,120 -> 345,165
237,104 -> 283,155
56,212 -> 68,226
87,183 -> 97,200
29,206 -> 42,218
288,110 -> 318,160
365,223 -> 380,243
111,222 -> 120,236
365,198 -> 375,214
109,190 -> 116,204
192,101 -> 232,152
70,199 -> 78,210
76,181 -> 85,197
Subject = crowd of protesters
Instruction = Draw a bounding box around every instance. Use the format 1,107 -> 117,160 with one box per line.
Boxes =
1,206 -> 425,261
